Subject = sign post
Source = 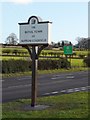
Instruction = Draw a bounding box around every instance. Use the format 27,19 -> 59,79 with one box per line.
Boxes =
31,46 -> 37,107
18,16 -> 52,107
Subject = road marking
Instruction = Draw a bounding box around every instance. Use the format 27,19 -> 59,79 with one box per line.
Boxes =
51,91 -> 59,94
43,93 -> 51,95
66,74 -> 74,76
43,91 -> 59,96
51,77 -> 63,80
18,77 -> 31,80
60,90 -> 66,93
66,76 -> 75,79
74,88 -> 80,92
7,84 -> 31,89
67,89 -> 74,93
42,86 -> 89,97
80,87 -> 87,91
51,77 -> 57,80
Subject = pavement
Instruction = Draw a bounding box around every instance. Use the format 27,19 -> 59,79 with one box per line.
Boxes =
2,70 -> 89,102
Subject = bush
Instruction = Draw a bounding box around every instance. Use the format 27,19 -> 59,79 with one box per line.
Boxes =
2,49 -> 11,55
12,49 -> 19,55
2,58 -> 70,74
79,54 -> 85,58
2,59 -> 31,73
2,48 -> 29,56
83,54 -> 90,67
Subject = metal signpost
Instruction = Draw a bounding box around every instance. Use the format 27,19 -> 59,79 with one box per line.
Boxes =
18,16 -> 52,107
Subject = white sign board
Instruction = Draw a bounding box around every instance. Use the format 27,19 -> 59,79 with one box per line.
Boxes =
19,16 -> 52,45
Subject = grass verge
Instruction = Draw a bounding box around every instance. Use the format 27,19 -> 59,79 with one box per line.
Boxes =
2,92 -> 89,118
2,67 -> 88,78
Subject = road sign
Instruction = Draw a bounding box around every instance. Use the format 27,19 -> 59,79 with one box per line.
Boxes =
19,16 -> 52,45
64,45 -> 73,55
18,16 -> 52,107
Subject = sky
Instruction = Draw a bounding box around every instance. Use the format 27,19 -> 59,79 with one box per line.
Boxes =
0,0 -> 88,45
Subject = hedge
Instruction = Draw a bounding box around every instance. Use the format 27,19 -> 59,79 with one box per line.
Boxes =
2,59 -> 31,73
2,58 -> 70,74
38,59 -> 70,70
83,54 -> 90,67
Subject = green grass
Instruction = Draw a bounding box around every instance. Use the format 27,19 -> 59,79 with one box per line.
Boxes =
2,67 -> 88,78
2,56 -> 27,60
2,92 -> 89,118
75,50 -> 88,56
68,58 -> 85,67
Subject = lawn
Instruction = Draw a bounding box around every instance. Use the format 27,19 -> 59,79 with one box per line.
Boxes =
2,92 -> 89,119
68,58 -> 85,67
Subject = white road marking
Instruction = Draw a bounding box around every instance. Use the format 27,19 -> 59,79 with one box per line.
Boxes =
18,77 -> 31,80
65,74 -> 74,76
42,86 -> 89,97
66,76 -> 75,79
51,77 -> 64,80
43,93 -> 51,95
51,91 -> 59,94
80,87 -> 87,91
67,89 -> 74,93
60,90 -> 66,93
74,88 -> 80,92
7,84 -> 31,89
51,77 -> 57,80
43,91 -> 59,96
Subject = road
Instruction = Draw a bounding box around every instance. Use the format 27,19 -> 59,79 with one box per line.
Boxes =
2,70 -> 89,102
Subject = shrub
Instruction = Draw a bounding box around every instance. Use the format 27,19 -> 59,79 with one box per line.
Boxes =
2,49 -> 11,55
2,59 -> 31,73
2,58 -> 70,74
79,54 -> 85,58
72,52 -> 77,56
2,48 -> 29,56
83,54 -> 90,67
12,49 -> 19,55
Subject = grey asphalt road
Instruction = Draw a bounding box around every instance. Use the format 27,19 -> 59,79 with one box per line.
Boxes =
2,70 -> 89,102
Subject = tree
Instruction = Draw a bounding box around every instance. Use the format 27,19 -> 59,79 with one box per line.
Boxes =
5,33 -> 18,45
57,42 -> 61,47
76,37 -> 89,50
69,42 -> 72,45
61,41 -> 64,47
61,40 -> 72,47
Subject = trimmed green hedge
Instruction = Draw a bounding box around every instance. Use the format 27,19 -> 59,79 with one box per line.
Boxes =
2,59 -> 31,73
83,54 -> 90,67
2,58 -> 70,74
38,59 -> 70,70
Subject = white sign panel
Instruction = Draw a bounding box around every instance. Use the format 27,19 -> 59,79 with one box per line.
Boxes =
19,16 -> 52,45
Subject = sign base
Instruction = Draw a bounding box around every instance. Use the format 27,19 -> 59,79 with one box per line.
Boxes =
23,105 -> 49,111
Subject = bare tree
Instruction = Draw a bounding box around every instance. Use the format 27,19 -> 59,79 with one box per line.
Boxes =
76,37 -> 89,50
5,33 -> 18,45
